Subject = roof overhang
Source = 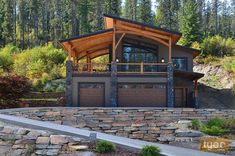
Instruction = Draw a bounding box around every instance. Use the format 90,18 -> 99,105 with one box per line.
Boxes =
174,45 -> 201,58
104,14 -> 182,44
59,29 -> 113,60
174,70 -> 204,81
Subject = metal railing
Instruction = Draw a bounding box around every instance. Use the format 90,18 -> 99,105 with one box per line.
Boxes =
73,62 -> 168,74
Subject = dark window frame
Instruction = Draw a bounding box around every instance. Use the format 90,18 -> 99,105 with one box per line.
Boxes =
172,57 -> 188,71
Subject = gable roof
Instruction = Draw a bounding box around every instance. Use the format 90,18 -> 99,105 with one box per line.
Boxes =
103,14 -> 182,36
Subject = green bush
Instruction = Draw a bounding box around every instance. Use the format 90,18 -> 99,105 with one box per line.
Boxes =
222,56 -> 235,73
140,145 -> 161,156
202,126 -> 229,136
191,119 -> 203,130
206,117 -> 225,128
96,140 -> 116,153
13,43 -> 66,80
223,118 -> 235,129
201,35 -> 235,57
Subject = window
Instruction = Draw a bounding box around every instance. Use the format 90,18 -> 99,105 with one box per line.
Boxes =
122,44 -> 158,72
172,57 -> 187,71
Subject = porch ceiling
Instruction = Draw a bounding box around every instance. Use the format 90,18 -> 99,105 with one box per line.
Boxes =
59,29 -> 113,60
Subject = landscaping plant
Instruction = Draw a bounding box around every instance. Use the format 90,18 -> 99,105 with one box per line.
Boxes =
96,140 -> 116,153
0,75 -> 31,108
140,145 -> 161,156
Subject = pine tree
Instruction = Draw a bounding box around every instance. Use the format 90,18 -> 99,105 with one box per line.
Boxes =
79,0 -> 92,34
211,0 -> 220,35
178,0 -> 201,46
220,0 -> 232,38
18,0 -> 30,49
139,0 -> 153,24
2,0 -> 14,45
155,0 -> 180,30
0,0 -> 4,47
124,0 -> 138,20
105,0 -> 121,16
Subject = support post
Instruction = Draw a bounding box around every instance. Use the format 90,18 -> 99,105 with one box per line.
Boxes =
194,80 -> 199,108
167,62 -> 174,107
110,61 -> 117,107
66,60 -> 73,107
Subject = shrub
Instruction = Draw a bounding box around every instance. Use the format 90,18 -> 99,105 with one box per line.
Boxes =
0,75 -> 31,108
201,35 -> 235,57
96,140 -> 116,153
206,117 -> 225,128
191,119 -> 203,130
222,56 -> 235,73
223,118 -> 235,130
13,43 -> 66,80
140,145 -> 161,156
202,126 -> 229,136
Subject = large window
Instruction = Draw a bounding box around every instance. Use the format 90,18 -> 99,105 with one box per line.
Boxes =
122,44 -> 158,72
172,57 -> 187,71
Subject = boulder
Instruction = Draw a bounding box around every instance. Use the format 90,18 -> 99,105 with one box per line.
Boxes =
36,137 -> 50,144
50,135 -> 69,145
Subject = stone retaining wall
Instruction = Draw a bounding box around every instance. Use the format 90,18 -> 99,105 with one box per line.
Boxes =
2,108 -> 235,143
0,122 -> 92,156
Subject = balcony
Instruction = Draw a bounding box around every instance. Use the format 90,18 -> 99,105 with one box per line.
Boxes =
72,62 -> 168,75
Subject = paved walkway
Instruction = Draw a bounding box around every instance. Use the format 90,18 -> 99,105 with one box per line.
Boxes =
0,114 -> 223,156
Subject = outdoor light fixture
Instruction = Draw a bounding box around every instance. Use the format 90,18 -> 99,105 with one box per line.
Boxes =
161,58 -> 165,63
116,58 -> 119,63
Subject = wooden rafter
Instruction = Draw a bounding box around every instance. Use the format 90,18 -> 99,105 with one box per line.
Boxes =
116,23 -> 170,40
116,30 -> 169,47
114,33 -> 125,51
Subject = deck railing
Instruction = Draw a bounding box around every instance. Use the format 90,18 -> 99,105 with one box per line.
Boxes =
73,62 -> 168,74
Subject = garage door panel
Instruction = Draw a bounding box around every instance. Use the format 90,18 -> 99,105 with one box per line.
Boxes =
118,84 -> 166,107
79,83 -> 104,107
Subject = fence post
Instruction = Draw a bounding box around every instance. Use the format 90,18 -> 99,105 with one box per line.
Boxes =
141,62 -> 144,74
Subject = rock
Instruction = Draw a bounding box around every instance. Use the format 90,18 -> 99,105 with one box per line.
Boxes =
11,149 -> 26,156
73,151 -> 97,156
36,144 -> 48,149
50,135 -> 69,145
47,145 -> 62,149
157,135 -> 175,142
69,145 -> 88,151
36,137 -> 50,144
16,128 -> 29,135
35,149 -> 47,155
229,141 -> 235,150
2,126 -> 16,134
27,130 -> 42,139
15,139 -> 35,145
46,149 -> 60,156
175,129 -> 203,137
12,144 -> 25,149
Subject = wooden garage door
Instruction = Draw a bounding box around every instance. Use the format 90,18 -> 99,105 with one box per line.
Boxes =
78,83 -> 104,107
174,88 -> 187,107
118,84 -> 166,107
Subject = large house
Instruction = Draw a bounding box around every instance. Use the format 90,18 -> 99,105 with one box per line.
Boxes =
59,14 -> 204,108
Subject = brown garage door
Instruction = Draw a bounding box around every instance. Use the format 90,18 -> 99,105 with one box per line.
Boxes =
174,88 -> 187,107
78,83 -> 104,107
118,84 -> 166,107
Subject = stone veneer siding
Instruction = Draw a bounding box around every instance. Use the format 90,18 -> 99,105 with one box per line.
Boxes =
2,108 -> 235,143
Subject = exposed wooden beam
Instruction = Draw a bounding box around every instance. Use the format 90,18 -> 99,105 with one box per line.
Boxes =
114,33 -> 125,51
116,23 -> 170,40
116,30 -> 169,47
